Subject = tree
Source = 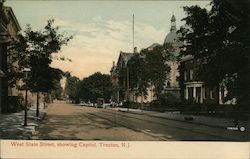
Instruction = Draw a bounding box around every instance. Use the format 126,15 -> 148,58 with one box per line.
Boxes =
78,72 -> 112,103
127,53 -> 148,102
144,46 -> 170,99
121,45 -> 170,101
178,0 -> 250,106
51,79 -> 63,100
65,76 -> 80,103
17,19 -> 72,116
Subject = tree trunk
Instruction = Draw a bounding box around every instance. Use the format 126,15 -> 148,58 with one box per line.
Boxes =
24,89 -> 28,126
36,92 -> 39,117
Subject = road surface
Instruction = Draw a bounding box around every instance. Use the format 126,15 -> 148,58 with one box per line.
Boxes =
33,101 -> 248,141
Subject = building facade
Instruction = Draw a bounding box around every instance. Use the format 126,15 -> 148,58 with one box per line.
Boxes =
0,1 -> 8,113
162,15 -> 182,98
0,3 -> 22,112
110,15 -> 182,104
179,55 -> 235,105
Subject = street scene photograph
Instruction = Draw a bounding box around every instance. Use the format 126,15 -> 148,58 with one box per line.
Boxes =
0,0 -> 250,141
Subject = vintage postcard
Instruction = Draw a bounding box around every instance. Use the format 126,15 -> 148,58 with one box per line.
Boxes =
0,0 -> 249,158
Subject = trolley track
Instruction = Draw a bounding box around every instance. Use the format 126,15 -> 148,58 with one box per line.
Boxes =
81,108 -> 238,141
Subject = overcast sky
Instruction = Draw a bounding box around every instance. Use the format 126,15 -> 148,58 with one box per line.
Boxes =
6,0 -> 210,79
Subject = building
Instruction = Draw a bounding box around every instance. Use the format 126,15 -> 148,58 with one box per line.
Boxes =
111,50 -> 156,104
0,3 -> 22,113
4,6 -> 21,96
110,51 -> 134,104
179,56 -> 216,104
163,15 -> 231,105
0,1 -> 8,113
111,15 -> 183,104
162,14 -> 182,98
0,2 -> 28,112
179,55 -> 238,105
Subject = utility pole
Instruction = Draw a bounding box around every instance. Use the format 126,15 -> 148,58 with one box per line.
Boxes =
127,14 -> 134,111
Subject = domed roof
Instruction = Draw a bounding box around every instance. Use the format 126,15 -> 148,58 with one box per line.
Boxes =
164,14 -> 181,44
164,31 -> 181,44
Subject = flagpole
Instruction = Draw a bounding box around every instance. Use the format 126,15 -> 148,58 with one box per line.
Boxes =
133,14 -> 134,52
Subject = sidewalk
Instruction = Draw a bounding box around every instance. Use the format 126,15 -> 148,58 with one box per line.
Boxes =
0,104 -> 47,139
109,107 -> 250,133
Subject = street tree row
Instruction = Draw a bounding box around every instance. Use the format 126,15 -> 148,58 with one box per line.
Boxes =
9,19 -> 73,115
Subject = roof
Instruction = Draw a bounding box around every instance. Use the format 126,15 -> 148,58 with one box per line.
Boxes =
120,52 -> 134,63
115,51 -> 134,71
164,31 -> 182,44
3,6 -> 21,31
147,43 -> 161,50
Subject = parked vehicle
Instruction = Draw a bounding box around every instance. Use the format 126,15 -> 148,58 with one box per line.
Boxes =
79,101 -> 86,106
96,98 -> 105,108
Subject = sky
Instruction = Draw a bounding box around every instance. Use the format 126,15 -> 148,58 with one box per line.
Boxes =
5,0 -> 210,80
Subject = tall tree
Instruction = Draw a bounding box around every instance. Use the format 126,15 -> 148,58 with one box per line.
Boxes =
178,0 -> 250,106
78,72 -> 112,103
52,80 -> 63,100
65,76 -> 80,103
127,53 -> 148,101
18,19 -> 72,116
122,45 -> 170,101
144,46 -> 170,99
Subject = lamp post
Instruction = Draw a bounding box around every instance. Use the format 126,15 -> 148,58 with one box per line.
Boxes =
23,68 -> 30,126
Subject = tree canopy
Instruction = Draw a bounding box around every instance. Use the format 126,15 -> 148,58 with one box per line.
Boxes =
78,72 -> 112,103
121,45 -> 171,100
178,0 -> 250,105
10,19 -> 73,116
16,19 -> 73,94
65,76 -> 80,102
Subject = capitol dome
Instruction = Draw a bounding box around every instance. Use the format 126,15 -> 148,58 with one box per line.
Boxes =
164,31 -> 181,44
163,14 -> 181,45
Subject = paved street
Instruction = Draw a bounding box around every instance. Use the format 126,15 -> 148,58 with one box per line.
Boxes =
32,101 -> 249,141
